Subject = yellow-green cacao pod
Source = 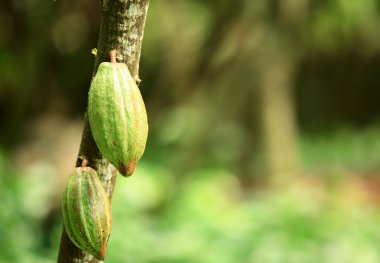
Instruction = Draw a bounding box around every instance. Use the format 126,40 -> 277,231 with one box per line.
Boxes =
88,62 -> 148,176
62,167 -> 112,260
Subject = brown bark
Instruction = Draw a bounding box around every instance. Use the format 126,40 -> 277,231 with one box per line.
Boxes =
57,1 -> 150,262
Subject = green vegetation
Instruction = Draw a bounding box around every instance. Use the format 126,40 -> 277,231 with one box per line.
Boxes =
301,124 -> 380,172
1,125 -> 380,262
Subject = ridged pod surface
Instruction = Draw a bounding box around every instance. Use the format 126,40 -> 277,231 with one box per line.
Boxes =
62,167 -> 112,260
88,62 -> 148,176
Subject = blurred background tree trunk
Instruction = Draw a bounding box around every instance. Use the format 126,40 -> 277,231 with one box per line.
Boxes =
258,46 -> 300,186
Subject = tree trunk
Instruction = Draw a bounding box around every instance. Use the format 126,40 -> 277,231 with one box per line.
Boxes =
259,47 -> 300,187
57,1 -> 150,262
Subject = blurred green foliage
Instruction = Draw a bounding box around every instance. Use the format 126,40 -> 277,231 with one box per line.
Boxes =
1,0 -> 380,262
301,125 -> 380,172
2,134 -> 380,262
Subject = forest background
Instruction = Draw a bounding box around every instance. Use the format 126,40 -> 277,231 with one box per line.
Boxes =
1,0 -> 380,262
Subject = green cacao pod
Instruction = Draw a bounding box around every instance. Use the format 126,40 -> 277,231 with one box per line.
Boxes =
88,61 -> 148,176
62,166 -> 112,260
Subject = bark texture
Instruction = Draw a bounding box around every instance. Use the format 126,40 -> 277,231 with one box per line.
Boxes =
57,1 -> 150,262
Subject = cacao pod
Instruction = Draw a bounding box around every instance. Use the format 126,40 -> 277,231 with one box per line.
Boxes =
88,61 -> 148,176
62,166 -> 112,260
